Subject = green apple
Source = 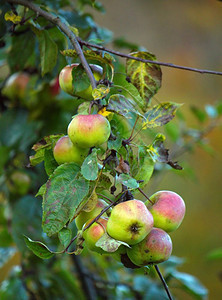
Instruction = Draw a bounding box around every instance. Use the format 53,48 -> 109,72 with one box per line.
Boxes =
53,135 -> 89,165
68,114 -> 111,149
2,72 -> 30,101
107,200 -> 154,245
7,170 -> 31,195
146,190 -> 186,233
75,199 -> 109,230
59,63 -> 103,99
127,227 -> 172,266
83,217 -> 108,254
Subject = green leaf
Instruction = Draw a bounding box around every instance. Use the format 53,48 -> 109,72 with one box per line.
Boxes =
107,94 -> 143,118
32,26 -> 58,76
190,106 -> 207,123
96,232 -> 130,252
0,247 -> 16,268
108,136 -> 122,151
171,271 -> 208,299
30,134 -> 62,166
44,148 -> 58,176
143,102 -> 182,129
81,148 -> 98,181
8,31 -> 35,72
24,236 -> 55,259
126,51 -> 162,110
72,230 -> 84,255
11,196 -> 43,252
133,146 -> 155,187
207,247 -> 222,260
58,228 -> 72,249
36,183 -> 47,198
72,64 -> 90,92
117,173 -> 139,189
42,163 -> 89,236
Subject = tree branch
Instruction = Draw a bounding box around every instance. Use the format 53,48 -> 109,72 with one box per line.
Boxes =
155,265 -> 174,300
78,39 -> 222,76
6,0 -> 97,89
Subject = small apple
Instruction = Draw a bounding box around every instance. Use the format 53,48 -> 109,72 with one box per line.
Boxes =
127,227 -> 172,266
83,217 -> 108,254
49,76 -> 60,96
146,190 -> 186,233
7,170 -> 31,195
68,114 -> 111,149
53,135 -> 89,165
2,72 -> 30,101
75,199 -> 109,230
107,200 -> 154,245
59,63 -> 103,99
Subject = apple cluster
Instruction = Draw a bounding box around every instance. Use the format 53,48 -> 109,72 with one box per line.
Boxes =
53,64 -> 111,165
78,191 -> 185,268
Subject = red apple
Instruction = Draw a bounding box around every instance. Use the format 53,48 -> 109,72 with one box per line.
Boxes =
59,63 -> 103,99
53,135 -> 89,165
146,190 -> 186,233
68,114 -> 111,149
75,199 -> 109,230
107,200 -> 154,245
83,217 -> 108,254
127,227 -> 172,266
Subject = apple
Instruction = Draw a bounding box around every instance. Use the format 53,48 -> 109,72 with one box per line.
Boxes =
59,63 -> 103,99
75,199 -> 109,230
2,72 -> 30,101
53,135 -> 89,165
49,76 -> 60,96
7,170 -> 31,195
146,190 -> 186,233
68,114 -> 111,149
83,217 -> 108,254
127,227 -> 172,266
107,200 -> 154,245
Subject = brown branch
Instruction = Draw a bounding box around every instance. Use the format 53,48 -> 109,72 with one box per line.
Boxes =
78,39 -> 222,76
138,187 -> 154,205
155,265 -> 174,300
6,0 -> 97,89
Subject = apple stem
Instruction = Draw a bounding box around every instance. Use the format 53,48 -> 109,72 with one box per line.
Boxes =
154,265 -> 174,300
138,188 -> 154,205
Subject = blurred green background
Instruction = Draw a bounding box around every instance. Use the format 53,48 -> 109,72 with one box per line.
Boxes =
92,0 -> 222,299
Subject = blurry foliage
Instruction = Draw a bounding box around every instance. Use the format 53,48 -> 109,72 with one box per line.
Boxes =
0,0 -> 221,299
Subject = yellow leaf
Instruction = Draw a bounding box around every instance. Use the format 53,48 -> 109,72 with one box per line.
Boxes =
98,107 -> 113,117
5,11 -> 22,24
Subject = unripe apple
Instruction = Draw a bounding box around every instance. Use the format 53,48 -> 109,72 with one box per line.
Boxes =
59,63 -> 103,99
83,217 -> 108,254
127,227 -> 172,266
146,190 -> 186,233
7,170 -> 31,195
68,114 -> 111,149
53,135 -> 89,165
107,200 -> 154,245
2,72 -> 30,100
75,199 -> 109,230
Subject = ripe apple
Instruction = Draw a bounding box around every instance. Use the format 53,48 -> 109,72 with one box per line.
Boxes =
68,114 -> 111,148
75,199 -> 109,230
59,63 -> 103,99
53,135 -> 89,165
2,72 -> 30,101
83,217 -> 108,254
127,227 -> 172,266
146,190 -> 186,233
107,200 -> 154,245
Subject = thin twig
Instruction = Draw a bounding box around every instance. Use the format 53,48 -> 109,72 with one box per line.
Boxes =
138,187 -> 154,205
155,265 -> 173,300
78,39 -> 222,76
6,0 -> 97,89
